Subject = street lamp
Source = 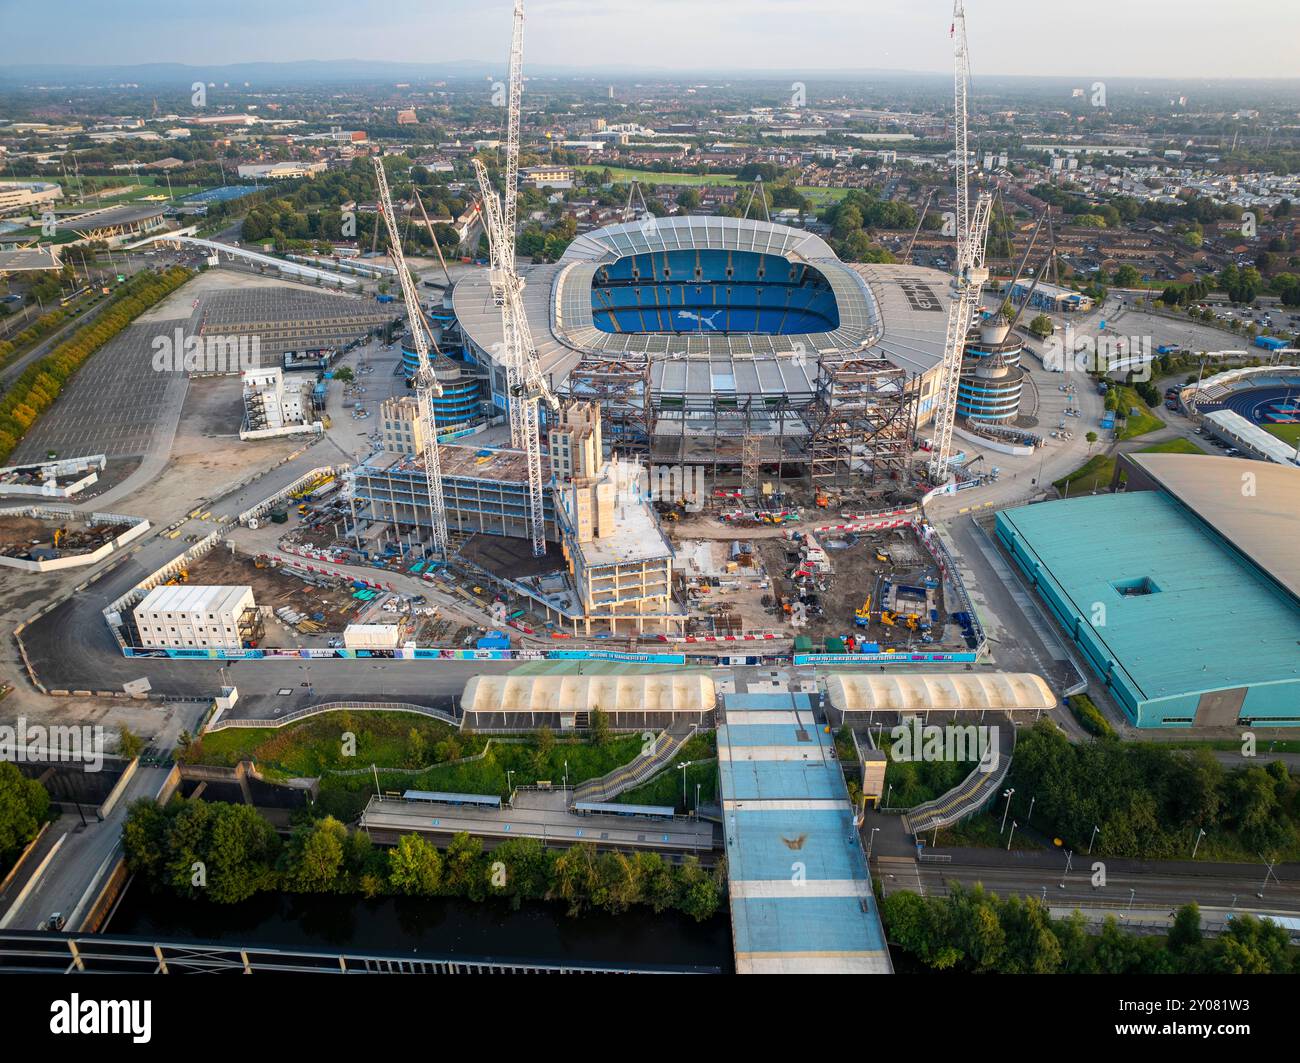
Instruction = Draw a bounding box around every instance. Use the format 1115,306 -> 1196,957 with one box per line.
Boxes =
1088,824 -> 1100,854
679,762 -> 690,810
1006,820 -> 1018,851
1127,888 -> 1136,912
1027,795 -> 1035,824
867,826 -> 880,860
1192,827 -> 1206,859
563,759 -> 569,792
1257,856 -> 1277,900
1000,788 -> 1015,833
885,782 -> 893,808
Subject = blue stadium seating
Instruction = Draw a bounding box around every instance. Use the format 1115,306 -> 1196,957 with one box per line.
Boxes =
591,249 -> 839,335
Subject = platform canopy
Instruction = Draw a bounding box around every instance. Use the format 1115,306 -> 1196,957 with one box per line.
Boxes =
462,672 -> 716,717
825,672 -> 1055,714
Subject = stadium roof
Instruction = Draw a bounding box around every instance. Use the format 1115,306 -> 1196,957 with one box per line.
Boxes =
62,204 -> 166,233
1129,452 -> 1300,601
553,217 -> 877,358
826,672 -> 1056,713
1203,410 -> 1300,466
562,214 -> 839,263
451,216 -> 954,396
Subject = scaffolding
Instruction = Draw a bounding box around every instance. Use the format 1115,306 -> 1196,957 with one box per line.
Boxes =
806,356 -> 914,487
740,433 -> 761,494
555,349 -> 915,490
556,355 -> 653,459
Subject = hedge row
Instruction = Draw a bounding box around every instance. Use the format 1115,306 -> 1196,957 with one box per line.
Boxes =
1067,694 -> 1115,738
0,267 -> 192,464
0,305 -> 76,370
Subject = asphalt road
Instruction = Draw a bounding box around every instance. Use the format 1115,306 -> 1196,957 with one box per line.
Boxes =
0,765 -> 171,932
878,849 -> 1300,919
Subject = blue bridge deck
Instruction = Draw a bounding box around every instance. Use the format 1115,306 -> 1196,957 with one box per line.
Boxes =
718,691 -> 891,974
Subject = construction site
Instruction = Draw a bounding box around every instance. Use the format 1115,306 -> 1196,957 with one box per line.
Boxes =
161,546 -> 478,650
670,518 -> 967,651
0,511 -> 136,563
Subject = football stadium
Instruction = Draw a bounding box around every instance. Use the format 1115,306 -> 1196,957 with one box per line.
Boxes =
449,215 -> 956,485
1182,365 -> 1300,465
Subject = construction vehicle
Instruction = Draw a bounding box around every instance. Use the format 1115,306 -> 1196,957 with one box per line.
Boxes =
880,611 -> 897,627
52,527 -> 65,548
904,614 -> 920,632
854,595 -> 873,628
815,490 -> 830,509
876,549 -> 893,565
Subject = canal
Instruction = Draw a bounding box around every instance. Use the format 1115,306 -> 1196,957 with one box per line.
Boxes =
106,880 -> 734,972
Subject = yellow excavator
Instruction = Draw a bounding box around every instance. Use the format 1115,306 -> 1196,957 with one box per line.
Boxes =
854,595 -> 872,627
879,610 -> 897,627
53,527 -> 65,549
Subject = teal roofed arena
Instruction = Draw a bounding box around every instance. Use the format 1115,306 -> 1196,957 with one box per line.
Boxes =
995,453 -> 1300,728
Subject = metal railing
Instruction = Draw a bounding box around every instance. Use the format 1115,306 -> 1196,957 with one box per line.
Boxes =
205,700 -> 458,732
903,722 -> 1016,836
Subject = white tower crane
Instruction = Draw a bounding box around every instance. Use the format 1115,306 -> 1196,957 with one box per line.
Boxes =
372,156 -> 449,556
928,0 -> 993,484
474,158 -> 556,558
501,0 -> 525,275
472,0 -> 556,558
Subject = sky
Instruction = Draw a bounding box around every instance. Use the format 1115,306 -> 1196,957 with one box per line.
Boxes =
5,0 -> 1300,79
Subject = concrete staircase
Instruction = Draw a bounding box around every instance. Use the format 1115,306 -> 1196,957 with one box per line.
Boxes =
573,722 -> 697,805
902,722 -> 1016,836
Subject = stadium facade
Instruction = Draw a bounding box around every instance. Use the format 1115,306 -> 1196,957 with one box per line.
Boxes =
450,215 -> 955,484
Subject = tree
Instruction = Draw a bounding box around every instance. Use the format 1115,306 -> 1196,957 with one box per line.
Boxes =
532,725 -> 555,776
406,727 -> 426,768
589,707 -> 611,747
1085,431 -> 1098,452
0,763 -> 50,863
122,798 -> 169,882
1168,903 -> 1204,955
284,816 -> 348,893
1029,314 -> 1054,339
1113,264 -> 1141,288
117,726 -> 145,760
489,837 -> 551,908
387,833 -> 443,896
333,366 -> 354,384
442,831 -> 488,900
206,803 -> 280,903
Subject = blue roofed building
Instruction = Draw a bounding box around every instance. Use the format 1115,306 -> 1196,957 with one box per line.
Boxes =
995,453 -> 1300,728
718,691 -> 891,974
